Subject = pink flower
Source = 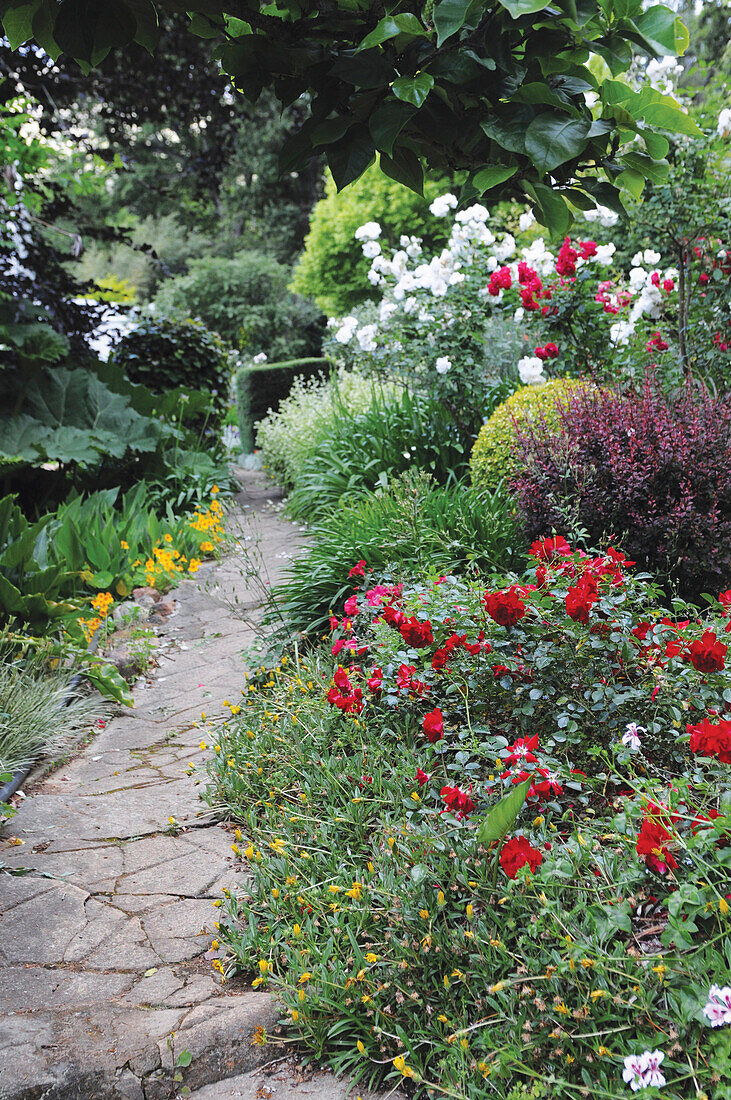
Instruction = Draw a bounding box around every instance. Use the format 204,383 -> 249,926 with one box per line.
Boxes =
703,984 -> 731,1027
348,560 -> 366,578
344,595 -> 359,616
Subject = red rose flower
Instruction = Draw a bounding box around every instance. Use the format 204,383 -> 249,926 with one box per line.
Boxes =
687,716 -> 731,763
383,604 -> 406,628
440,784 -> 476,818
565,581 -> 596,623
415,767 -> 430,786
686,630 -> 727,674
530,535 -> 572,561
636,811 -> 678,875
500,835 -> 543,878
348,560 -> 366,578
399,616 -> 435,648
422,707 -> 444,742
719,590 -> 731,610
367,667 -> 383,693
483,587 -> 526,627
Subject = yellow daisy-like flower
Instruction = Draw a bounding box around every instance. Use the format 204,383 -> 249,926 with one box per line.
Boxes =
365,952 -> 378,963
392,1056 -> 414,1079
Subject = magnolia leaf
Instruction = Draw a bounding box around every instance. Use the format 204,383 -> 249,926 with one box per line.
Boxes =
633,6 -> 689,56
592,34 -> 633,76
380,146 -> 424,194
473,164 -> 517,193
477,778 -> 531,845
433,0 -> 476,46
357,13 -> 424,52
525,113 -> 591,175
616,168 -> 645,199
620,150 -> 669,183
530,182 -> 573,236
498,0 -> 552,16
369,100 -> 415,156
642,130 -> 669,159
327,127 -> 376,191
392,72 -> 434,109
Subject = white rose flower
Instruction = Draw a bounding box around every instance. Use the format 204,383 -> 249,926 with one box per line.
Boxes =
455,203 -> 489,224
361,239 -> 381,259
643,248 -> 661,265
514,307 -> 525,323
610,319 -> 635,345
435,356 -> 452,374
252,351 -> 268,363
356,323 -> 378,351
354,221 -> 381,241
429,193 -> 458,217
334,317 -> 358,344
494,233 -> 516,261
584,205 -> 618,228
517,356 -> 546,385
594,243 -> 616,265
518,210 -> 535,232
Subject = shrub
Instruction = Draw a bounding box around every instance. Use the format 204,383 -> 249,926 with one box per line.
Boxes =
291,165 -> 450,316
154,251 -> 324,359
470,379 -> 596,491
110,315 -> 229,403
235,358 -> 330,452
255,369 -> 393,488
511,377 -> 731,599
206,543 -> 731,1099
268,471 -> 527,638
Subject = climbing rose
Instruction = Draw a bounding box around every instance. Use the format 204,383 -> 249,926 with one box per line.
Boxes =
483,587 -> 526,627
500,835 -> 543,878
504,735 -> 539,766
422,707 -> 444,743
686,630 -> 727,673
687,716 -> 731,763
565,576 -> 598,623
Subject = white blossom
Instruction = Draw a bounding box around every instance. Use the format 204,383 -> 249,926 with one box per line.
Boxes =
494,233 -> 516,261
429,193 -> 458,217
354,221 -> 381,241
514,307 -> 525,324
455,202 -> 489,224
334,316 -> 358,344
518,210 -> 535,232
517,356 -> 546,385
362,239 -> 381,259
583,205 -> 619,228
622,1051 -> 666,1092
355,323 -> 378,351
610,319 -> 636,345
643,248 -> 662,265
594,243 -> 616,265
621,722 -> 645,751
435,356 -> 452,374
703,985 -> 731,1027
718,107 -> 731,139
252,351 -> 268,364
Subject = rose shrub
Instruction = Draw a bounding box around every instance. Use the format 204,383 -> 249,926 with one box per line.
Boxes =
205,540 -> 731,1099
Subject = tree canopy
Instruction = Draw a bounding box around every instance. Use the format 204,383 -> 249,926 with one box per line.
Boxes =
1,1 -> 699,234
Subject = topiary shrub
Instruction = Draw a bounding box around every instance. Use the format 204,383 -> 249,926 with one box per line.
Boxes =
235,358 -> 330,452
291,165 -> 451,317
470,379 -> 596,490
153,251 -> 324,359
111,315 -> 229,402
511,377 -> 731,600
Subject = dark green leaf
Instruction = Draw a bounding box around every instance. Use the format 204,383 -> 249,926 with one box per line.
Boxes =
2,1 -> 36,49
592,34 -> 633,75
473,164 -> 517,192
380,146 -> 424,194
369,100 -> 415,156
525,113 -> 590,175
634,6 -> 689,56
498,0 -> 552,15
529,182 -> 572,236
480,111 -> 532,154
357,13 -> 424,51
433,0 -> 475,46
620,151 -> 669,183
327,128 -> 376,191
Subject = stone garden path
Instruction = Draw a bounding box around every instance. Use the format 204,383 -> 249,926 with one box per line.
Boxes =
0,471 -> 397,1100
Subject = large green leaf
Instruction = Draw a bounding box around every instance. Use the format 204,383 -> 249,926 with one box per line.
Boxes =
636,87 -> 701,137
392,72 -> 434,108
473,164 -> 517,193
327,127 -> 376,191
1,0 -> 36,48
380,147 -> 424,194
498,0 -> 552,15
433,0 -> 477,46
529,182 -> 573,236
477,778 -> 531,844
357,13 -> 424,51
633,6 -> 689,56
369,100 -> 415,156
525,113 -> 591,175
620,151 -> 669,184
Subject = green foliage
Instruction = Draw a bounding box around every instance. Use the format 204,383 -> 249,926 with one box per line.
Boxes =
2,1 -> 698,229
470,379 -> 596,491
110,315 -> 230,404
235,358 -> 330,452
268,471 -> 527,638
291,165 -> 449,315
255,369 -> 393,489
0,497 -> 75,626
0,647 -> 103,775
154,251 -> 324,359
285,389 -> 474,523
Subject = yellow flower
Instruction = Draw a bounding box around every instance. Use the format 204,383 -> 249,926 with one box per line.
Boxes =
298,988 -> 306,1002
489,982 -> 504,994
365,952 -> 378,963
251,1025 -> 266,1045
188,558 -> 201,573
392,1056 -> 414,1079
328,884 -> 341,894
581,958 -> 595,969
292,924 -> 301,937
466,904 -> 474,919
258,959 -> 270,974
298,972 -> 312,984
719,897 -> 730,917
419,908 -> 429,919
120,540 -> 129,549
164,533 -> 173,543
590,990 -> 608,1001
357,1041 -> 365,1054
271,888 -> 279,899
200,541 -> 214,553
212,899 -> 222,908
231,843 -> 240,857
291,1009 -> 299,1023
597,1046 -> 611,1057
437,890 -> 446,907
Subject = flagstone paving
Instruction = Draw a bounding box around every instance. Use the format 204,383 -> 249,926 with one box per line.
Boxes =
0,470 -> 392,1100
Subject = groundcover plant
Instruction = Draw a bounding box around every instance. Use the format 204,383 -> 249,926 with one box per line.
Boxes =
205,540 -> 731,1098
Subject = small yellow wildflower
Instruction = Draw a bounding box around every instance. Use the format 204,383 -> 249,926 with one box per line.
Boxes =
392,1056 -> 414,1079
365,952 -> 378,963
357,1041 -> 365,1054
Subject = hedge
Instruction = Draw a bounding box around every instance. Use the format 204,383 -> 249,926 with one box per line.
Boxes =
235,358 -> 331,452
